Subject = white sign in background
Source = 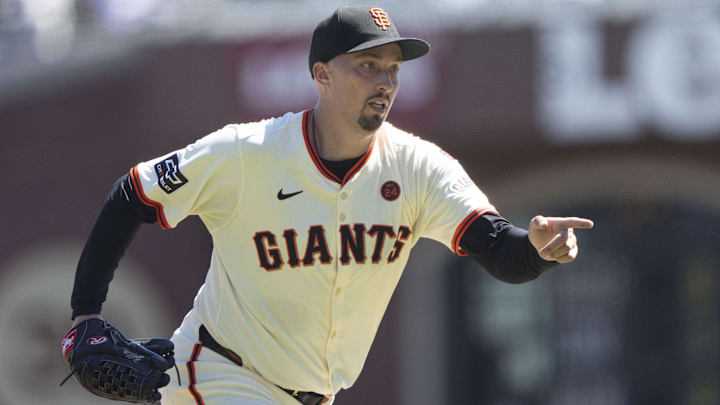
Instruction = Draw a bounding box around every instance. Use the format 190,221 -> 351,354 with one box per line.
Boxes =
538,11 -> 720,143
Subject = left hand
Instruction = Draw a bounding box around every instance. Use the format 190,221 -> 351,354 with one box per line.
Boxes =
528,215 -> 594,264
60,318 -> 175,403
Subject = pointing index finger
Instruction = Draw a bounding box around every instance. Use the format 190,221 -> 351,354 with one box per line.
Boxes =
548,217 -> 594,230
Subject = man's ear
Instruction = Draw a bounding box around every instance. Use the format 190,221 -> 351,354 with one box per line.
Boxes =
313,62 -> 330,85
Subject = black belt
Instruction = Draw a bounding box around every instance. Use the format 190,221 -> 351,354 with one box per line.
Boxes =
198,325 -> 330,405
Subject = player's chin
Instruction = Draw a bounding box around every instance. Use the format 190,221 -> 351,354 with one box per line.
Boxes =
358,112 -> 386,132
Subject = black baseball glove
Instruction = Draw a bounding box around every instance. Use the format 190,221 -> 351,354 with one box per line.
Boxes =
60,318 -> 175,403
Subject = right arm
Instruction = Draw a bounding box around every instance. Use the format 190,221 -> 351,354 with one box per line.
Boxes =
70,173 -> 157,321
459,213 -> 557,283
70,125 -> 242,323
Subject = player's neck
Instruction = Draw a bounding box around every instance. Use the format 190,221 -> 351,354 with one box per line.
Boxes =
311,106 -> 377,161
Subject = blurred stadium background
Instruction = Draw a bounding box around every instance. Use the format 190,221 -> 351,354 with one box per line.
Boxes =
1,0 -> 720,404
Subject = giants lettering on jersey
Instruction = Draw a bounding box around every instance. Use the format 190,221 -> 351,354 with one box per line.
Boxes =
253,224 -> 412,271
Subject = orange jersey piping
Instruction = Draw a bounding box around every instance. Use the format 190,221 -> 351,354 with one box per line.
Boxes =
129,165 -> 170,230
452,208 -> 498,256
186,343 -> 205,405
301,109 -> 375,187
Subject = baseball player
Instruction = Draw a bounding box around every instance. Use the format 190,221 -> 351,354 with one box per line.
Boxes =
62,6 -> 593,405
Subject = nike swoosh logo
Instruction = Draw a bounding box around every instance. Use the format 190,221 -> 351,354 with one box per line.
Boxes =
277,189 -> 303,200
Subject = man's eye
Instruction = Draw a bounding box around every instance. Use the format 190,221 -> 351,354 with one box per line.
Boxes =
361,62 -> 374,69
390,65 -> 400,73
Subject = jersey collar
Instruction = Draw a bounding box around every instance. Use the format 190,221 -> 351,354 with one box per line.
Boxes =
302,109 -> 376,187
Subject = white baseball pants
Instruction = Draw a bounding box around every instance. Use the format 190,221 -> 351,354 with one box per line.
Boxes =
159,310 -> 335,405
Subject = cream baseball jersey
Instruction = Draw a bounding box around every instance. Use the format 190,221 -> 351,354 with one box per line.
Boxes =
130,109 -> 496,395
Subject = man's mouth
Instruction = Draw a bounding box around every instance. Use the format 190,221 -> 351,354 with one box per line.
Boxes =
367,98 -> 389,114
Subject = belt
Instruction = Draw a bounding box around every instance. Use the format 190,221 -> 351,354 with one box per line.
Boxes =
198,325 -> 330,405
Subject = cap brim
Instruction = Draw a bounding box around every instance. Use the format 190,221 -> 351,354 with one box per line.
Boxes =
346,37 -> 430,61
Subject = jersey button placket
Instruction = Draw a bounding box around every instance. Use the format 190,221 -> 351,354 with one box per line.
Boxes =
328,188 -> 349,391
338,189 -> 349,223
324,189 -> 339,391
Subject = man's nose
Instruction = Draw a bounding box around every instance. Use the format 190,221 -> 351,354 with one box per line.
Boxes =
376,70 -> 395,93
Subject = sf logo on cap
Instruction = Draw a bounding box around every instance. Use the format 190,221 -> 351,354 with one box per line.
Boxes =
369,8 -> 391,31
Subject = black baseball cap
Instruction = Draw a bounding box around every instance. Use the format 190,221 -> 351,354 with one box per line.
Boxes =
308,6 -> 430,78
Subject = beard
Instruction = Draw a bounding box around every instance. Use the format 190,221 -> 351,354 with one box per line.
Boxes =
358,112 -> 384,131
358,92 -> 393,131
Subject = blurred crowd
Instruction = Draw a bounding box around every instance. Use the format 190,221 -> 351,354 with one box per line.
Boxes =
0,0 -> 223,72
2,0 -> 715,76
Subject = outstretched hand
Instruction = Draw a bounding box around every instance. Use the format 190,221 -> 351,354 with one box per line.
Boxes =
528,216 -> 594,264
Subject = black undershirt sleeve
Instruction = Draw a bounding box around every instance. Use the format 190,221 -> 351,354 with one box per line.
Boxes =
459,213 -> 557,284
70,173 -> 157,319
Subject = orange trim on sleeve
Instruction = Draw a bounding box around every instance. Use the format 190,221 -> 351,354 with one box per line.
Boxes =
129,165 -> 170,230
451,208 -> 498,256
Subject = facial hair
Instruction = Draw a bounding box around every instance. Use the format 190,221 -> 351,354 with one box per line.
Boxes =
358,93 -> 390,131
358,113 -> 384,131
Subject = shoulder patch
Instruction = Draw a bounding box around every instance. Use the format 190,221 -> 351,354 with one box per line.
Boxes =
154,153 -> 188,194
